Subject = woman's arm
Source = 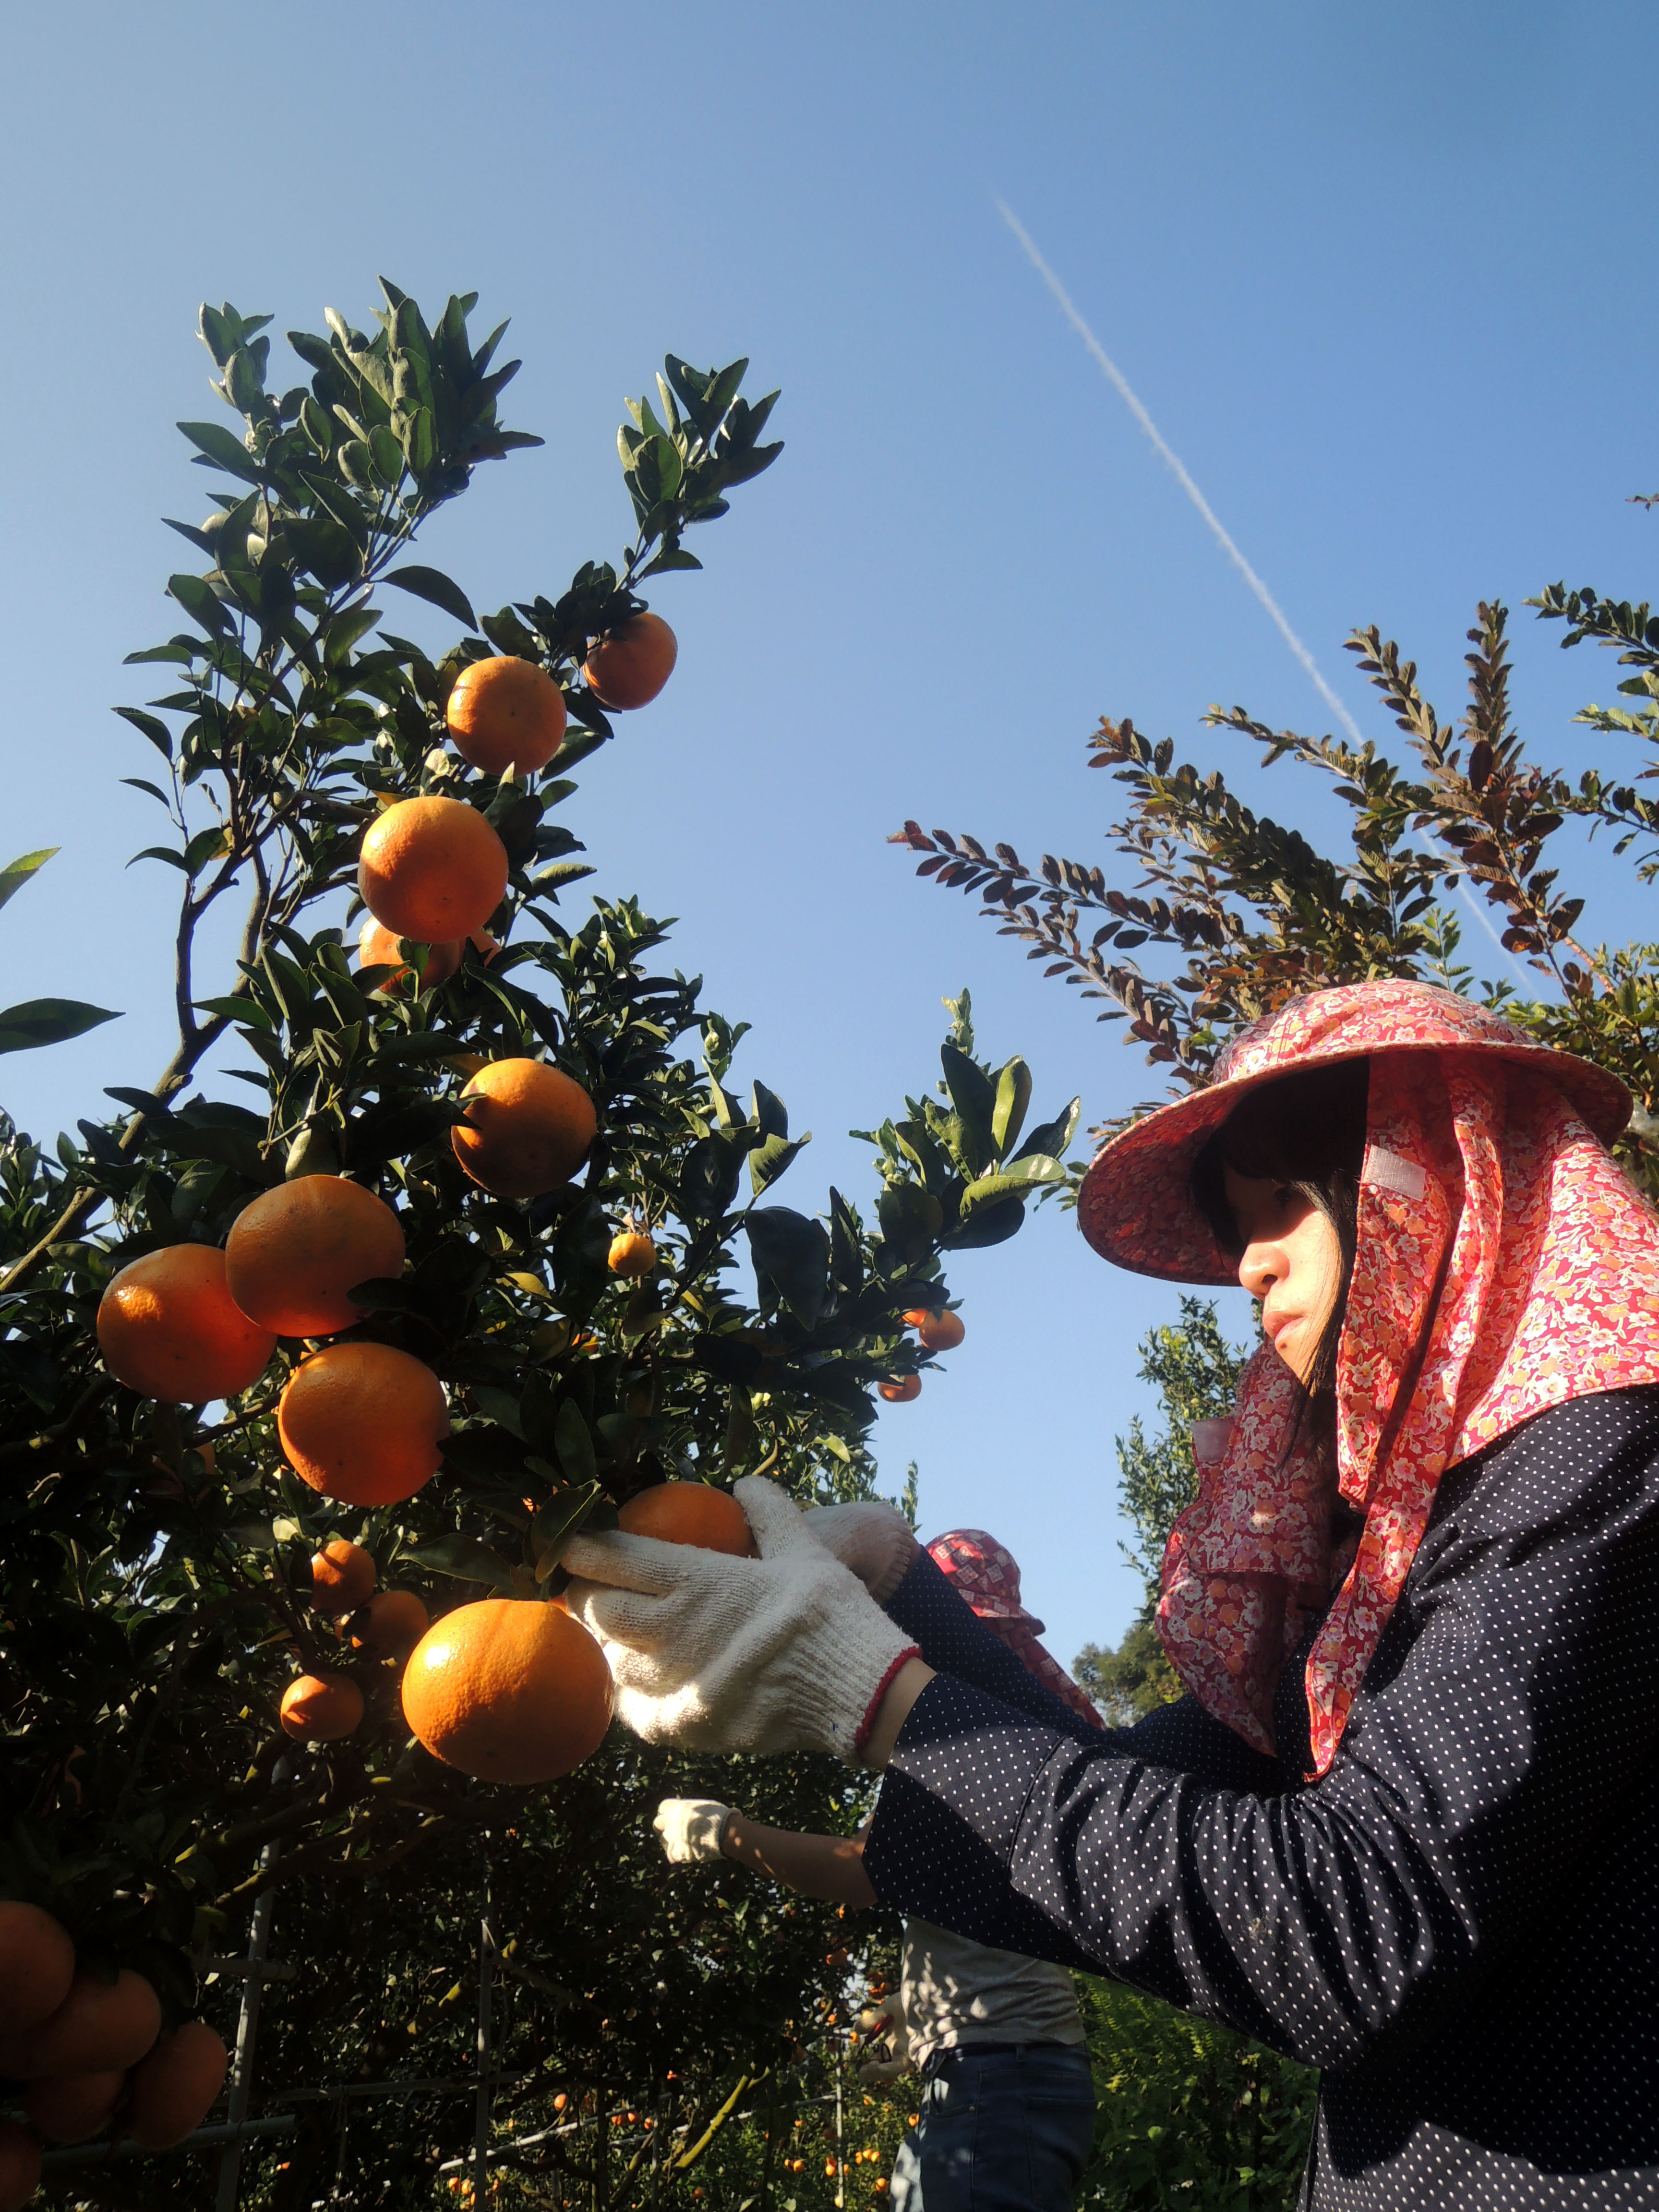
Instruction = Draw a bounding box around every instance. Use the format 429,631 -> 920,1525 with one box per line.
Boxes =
719,1812 -> 877,1908
865,1390 -> 1659,2069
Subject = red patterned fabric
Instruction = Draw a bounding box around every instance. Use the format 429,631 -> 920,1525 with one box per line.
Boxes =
1147,985 -> 1659,1775
927,1529 -> 1106,1730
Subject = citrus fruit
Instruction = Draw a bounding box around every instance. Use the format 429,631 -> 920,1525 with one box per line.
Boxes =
0,1967 -> 160,2078
279,1671 -> 364,1742
24,2067 -> 124,2142
311,1539 -> 376,1615
446,656 -> 568,776
607,1229 -> 656,1278
351,1590 -> 429,1659
96,1246 -> 276,1404
225,1176 -> 406,1339
0,1901 -> 75,2030
358,918 -> 498,994
617,1482 -> 756,1557
128,2021 -> 229,2150
451,1059 -> 597,1200
902,1307 -> 964,1351
583,612 -> 676,709
358,796 -> 508,944
878,1375 -> 921,1403
277,1342 -> 449,1507
0,2121 -> 40,2212
401,1599 -> 613,1783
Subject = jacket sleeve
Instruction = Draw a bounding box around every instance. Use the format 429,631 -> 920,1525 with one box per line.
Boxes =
864,1391 -> 1659,2070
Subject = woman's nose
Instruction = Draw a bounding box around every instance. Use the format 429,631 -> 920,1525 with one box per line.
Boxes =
1238,1241 -> 1282,1300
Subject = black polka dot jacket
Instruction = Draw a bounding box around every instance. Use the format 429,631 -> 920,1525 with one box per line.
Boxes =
863,1386 -> 1659,2207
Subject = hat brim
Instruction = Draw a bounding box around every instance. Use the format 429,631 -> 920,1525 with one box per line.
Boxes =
1078,1038 -> 1631,1286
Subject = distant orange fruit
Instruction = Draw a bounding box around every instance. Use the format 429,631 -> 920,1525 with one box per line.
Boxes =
447,655 -> 568,776
0,2121 -> 40,2212
96,1246 -> 276,1404
127,2021 -> 229,2151
878,1375 -> 921,1403
607,1228 -> 656,1277
0,1967 -> 160,2079
225,1175 -> 406,1339
0,1900 -> 75,2030
902,1307 -> 964,1351
279,1671 -> 364,1742
310,1539 -> 376,1616
24,2067 -> 125,2143
401,1599 -> 613,1784
358,918 -> 497,993
451,1059 -> 597,1200
358,796 -> 508,944
278,1343 -> 449,1507
617,1482 -> 756,1557
351,1590 -> 430,1659
583,612 -> 677,709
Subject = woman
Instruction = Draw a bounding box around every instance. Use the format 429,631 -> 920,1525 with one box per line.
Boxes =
652,1530 -> 1101,2212
566,983 -> 1659,2207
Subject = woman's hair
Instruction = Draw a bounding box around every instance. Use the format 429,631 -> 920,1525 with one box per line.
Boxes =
1192,1058 -> 1370,1423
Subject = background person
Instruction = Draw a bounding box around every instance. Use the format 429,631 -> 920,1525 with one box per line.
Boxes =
568,983 -> 1659,2208
654,1530 -> 1100,2212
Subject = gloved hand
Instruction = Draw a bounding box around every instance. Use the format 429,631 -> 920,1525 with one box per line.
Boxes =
857,2052 -> 912,2085
564,1477 -> 920,1763
653,1798 -> 733,1863
801,1501 -> 918,1603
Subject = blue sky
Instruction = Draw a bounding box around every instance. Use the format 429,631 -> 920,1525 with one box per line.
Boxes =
2,2 -> 1657,1669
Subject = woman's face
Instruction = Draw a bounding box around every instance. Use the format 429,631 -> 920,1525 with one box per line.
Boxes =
1223,1167 -> 1343,1386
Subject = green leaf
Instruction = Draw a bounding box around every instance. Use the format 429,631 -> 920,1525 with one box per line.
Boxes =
284,516 -> 362,591
745,1206 -> 830,1330
991,1057 -> 1033,1155
406,1536 -> 516,1592
383,565 -> 478,631
679,1132 -> 747,1223
939,1042 -> 997,1176
958,1154 -> 1064,1216
0,998 -> 120,1054
369,423 -> 404,486
749,1130 -> 810,1194
1012,1096 -> 1082,1165
183,826 -> 233,878
0,848 -> 57,916
168,574 -> 230,639
751,1081 -> 789,1140
113,708 -> 175,761
404,404 -> 437,475
176,420 -> 263,484
554,1400 -> 599,1488
128,846 -> 190,873
941,1196 -> 1025,1250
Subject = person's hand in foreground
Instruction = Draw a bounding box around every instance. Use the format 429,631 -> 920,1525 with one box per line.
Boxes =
564,1477 -> 926,1763
652,1793 -> 877,1906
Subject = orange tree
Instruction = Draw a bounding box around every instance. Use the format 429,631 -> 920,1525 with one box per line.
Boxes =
0,284 -> 1078,2208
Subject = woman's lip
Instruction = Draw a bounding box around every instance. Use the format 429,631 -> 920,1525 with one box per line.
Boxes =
1263,1308 -> 1299,1346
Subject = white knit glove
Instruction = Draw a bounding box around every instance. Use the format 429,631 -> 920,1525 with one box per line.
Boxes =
802,1501 -> 918,1603
563,1477 -> 920,1763
653,1798 -> 733,1863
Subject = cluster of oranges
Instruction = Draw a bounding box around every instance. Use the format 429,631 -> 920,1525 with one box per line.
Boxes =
0,1901 -> 228,2201
876,1304 -> 966,1404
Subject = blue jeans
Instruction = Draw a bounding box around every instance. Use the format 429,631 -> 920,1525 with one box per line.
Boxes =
890,2044 -> 1096,2211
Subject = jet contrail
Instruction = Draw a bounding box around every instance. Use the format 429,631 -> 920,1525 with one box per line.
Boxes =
996,197 -> 1525,979
996,197 -> 1368,750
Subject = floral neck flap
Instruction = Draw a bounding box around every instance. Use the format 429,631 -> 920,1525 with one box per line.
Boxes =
1158,1051 -> 1659,1776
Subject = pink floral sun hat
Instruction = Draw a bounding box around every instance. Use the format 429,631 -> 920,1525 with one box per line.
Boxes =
1077,980 -> 1630,1284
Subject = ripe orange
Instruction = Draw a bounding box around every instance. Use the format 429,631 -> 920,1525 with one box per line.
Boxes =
902,1307 -> 964,1351
225,1175 -> 406,1339
583,612 -> 677,709
358,796 -> 508,944
402,1599 -> 613,1784
878,1375 -> 921,1403
279,1671 -> 364,1742
24,2067 -> 124,2142
447,655 -> 568,776
128,2021 -> 228,2150
311,1539 -> 376,1615
0,1967 -> 160,2079
617,1482 -> 756,1557
451,1059 -> 597,1200
607,1229 -> 656,1278
0,2121 -> 39,2212
277,1342 -> 449,1506
351,1590 -> 430,1659
0,1900 -> 75,2030
358,918 -> 498,993
96,1246 -> 276,1404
